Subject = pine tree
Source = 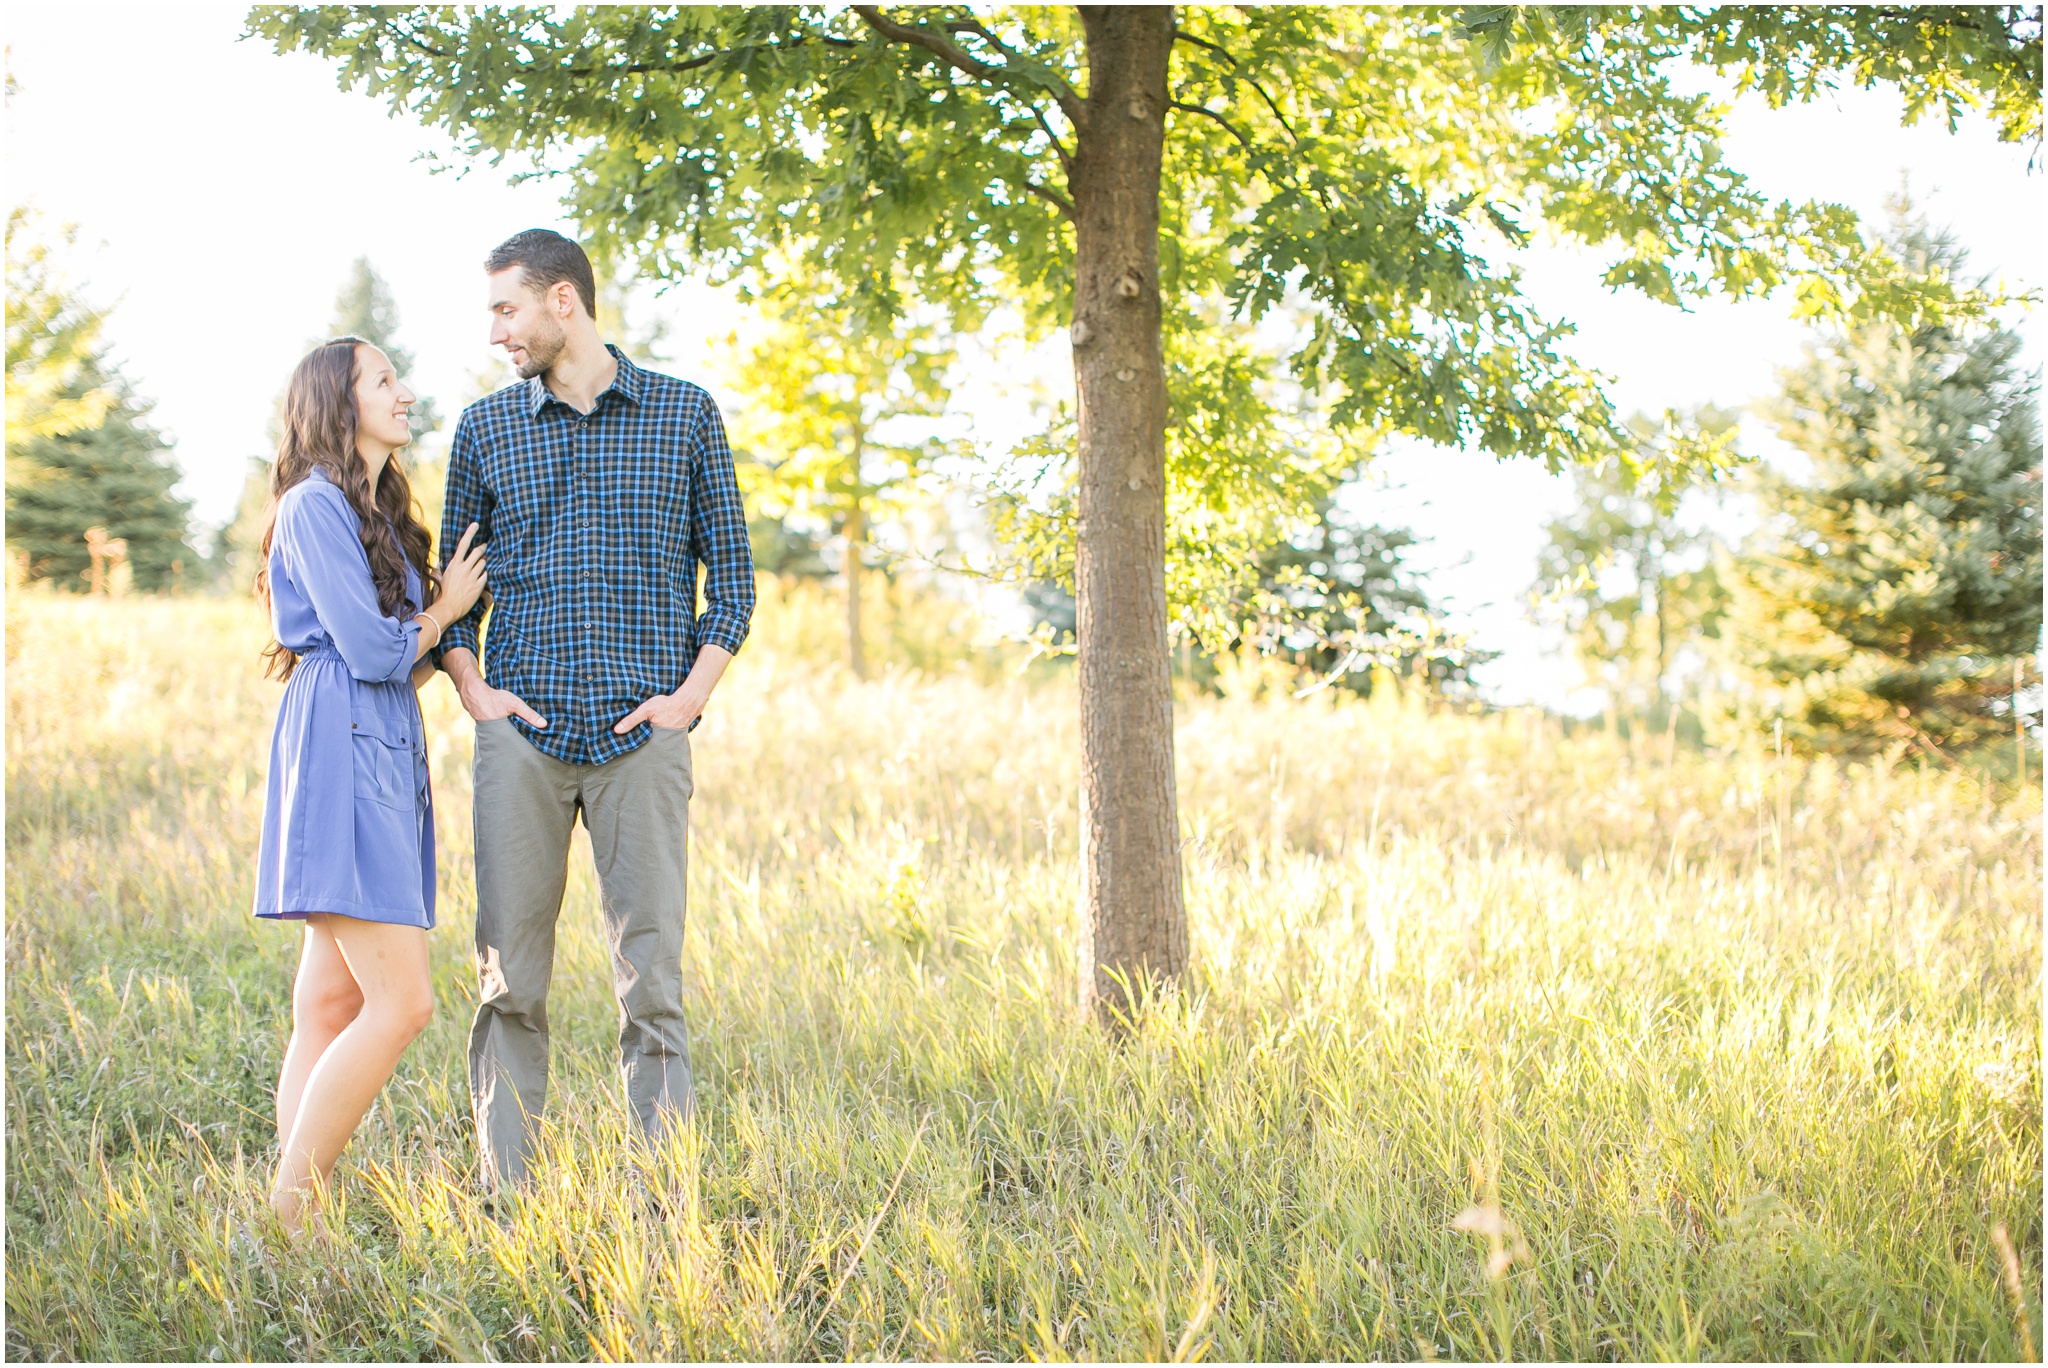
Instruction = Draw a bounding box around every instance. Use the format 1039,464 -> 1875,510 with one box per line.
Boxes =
1233,495 -> 1480,697
6,209 -> 194,592
5,207 -> 113,446
8,372 -> 195,591
216,257 -> 437,582
328,257 -> 439,435
1725,221 -> 2042,756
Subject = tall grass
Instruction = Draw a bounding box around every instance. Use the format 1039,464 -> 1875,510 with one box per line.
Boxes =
6,584 -> 2039,1361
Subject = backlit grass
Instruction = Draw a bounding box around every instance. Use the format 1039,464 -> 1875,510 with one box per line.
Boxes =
5,586 -> 2040,1360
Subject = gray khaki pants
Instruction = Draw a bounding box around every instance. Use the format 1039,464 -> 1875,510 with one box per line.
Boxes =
468,717 -> 694,1189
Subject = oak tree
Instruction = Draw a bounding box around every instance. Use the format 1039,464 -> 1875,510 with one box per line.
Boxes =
251,3 -> 2040,1019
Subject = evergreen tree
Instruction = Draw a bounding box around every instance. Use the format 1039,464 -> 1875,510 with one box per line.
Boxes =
8,372 -> 195,591
6,207 -> 113,447
740,498 -> 831,582
213,454 -> 275,592
1725,221 -> 2041,756
6,209 -> 194,591
327,257 -> 439,435
1233,495 -> 1482,697
216,257 -> 437,583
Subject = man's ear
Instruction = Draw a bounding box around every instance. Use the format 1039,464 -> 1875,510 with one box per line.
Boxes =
553,280 -> 578,320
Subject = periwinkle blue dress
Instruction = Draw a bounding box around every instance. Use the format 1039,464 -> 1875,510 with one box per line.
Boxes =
254,466 -> 435,929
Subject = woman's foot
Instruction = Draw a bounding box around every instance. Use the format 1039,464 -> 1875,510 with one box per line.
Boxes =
270,1181 -> 331,1242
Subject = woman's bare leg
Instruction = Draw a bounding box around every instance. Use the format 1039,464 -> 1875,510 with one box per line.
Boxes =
275,920 -> 365,1145
270,913 -> 434,1233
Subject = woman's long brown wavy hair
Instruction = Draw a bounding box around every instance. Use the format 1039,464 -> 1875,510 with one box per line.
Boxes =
255,337 -> 440,681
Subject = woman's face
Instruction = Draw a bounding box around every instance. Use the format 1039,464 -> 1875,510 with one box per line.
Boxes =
352,344 -> 416,452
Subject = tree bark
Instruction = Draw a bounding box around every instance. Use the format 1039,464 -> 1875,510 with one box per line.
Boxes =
1069,6 -> 1186,1023
846,466 -> 867,680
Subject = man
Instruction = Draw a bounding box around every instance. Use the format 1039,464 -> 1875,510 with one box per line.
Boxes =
438,228 -> 754,1190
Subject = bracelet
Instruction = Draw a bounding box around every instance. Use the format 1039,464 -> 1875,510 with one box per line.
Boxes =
416,609 -> 443,643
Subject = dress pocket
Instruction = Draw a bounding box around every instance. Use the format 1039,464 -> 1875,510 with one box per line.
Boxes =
350,707 -> 418,809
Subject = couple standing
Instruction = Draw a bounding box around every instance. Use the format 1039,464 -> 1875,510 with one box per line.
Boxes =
251,230 -> 754,1231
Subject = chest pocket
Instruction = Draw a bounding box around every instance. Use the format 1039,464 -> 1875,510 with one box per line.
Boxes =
351,707 -> 421,810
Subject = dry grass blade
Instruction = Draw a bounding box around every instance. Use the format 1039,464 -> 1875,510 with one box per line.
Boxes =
810,1113 -> 929,1341
1993,1221 -> 2039,1363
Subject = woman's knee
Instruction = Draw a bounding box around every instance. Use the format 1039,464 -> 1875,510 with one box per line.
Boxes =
356,980 -> 434,1040
293,969 -> 364,1035
381,985 -> 436,1040
330,918 -> 435,1039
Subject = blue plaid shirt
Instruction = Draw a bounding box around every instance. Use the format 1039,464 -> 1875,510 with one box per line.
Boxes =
439,346 -> 754,766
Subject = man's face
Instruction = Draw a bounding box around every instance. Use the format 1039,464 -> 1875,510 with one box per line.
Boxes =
487,267 -> 570,379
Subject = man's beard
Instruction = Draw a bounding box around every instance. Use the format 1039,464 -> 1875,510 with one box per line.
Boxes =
512,318 -> 567,379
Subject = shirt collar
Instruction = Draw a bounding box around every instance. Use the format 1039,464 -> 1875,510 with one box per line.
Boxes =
522,344 -> 643,417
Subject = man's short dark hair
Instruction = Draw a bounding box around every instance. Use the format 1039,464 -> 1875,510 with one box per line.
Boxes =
485,229 -> 598,319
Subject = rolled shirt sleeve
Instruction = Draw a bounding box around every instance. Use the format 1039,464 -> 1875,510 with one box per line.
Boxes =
686,398 -> 755,657
438,410 -> 492,659
279,484 -> 422,686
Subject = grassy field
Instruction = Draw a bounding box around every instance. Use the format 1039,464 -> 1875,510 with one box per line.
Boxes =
5,587 -> 2040,1361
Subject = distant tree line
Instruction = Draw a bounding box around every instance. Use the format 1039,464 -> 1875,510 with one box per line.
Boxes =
6,208 -> 193,592
1534,213 -> 2039,757
9,208 -> 2033,762
3,226 -> 446,599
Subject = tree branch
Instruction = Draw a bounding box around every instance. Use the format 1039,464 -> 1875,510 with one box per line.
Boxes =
853,5 -> 1086,125
385,18 -> 449,60
1023,179 -> 1077,221
1169,100 -> 1253,151
1029,103 -> 1075,174
944,17 -> 1027,65
1171,26 -> 1301,144
1170,28 -> 1235,64
852,6 -> 1005,78
561,33 -> 857,79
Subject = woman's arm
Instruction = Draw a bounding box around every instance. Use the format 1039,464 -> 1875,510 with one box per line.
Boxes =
278,484 -> 427,685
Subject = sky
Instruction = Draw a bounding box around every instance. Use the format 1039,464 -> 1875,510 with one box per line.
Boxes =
7,3 -> 2042,710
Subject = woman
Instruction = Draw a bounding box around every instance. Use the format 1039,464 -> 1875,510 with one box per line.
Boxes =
252,336 -> 486,1233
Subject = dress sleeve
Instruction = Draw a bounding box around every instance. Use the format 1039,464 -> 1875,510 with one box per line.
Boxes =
686,395 -> 755,658
278,484 -> 422,685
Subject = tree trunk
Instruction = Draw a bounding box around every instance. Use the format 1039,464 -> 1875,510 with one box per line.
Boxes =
846,488 -> 867,680
1069,6 -> 1185,1024
1645,537 -> 1666,705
